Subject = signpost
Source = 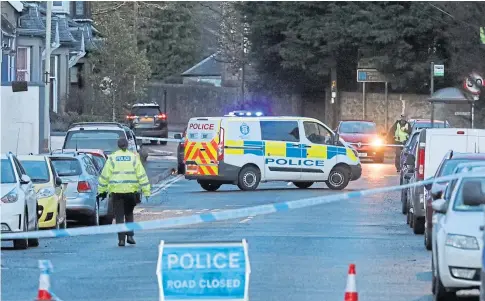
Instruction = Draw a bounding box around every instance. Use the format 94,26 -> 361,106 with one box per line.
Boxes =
157,240 -> 251,301
433,64 -> 444,77
356,69 -> 389,128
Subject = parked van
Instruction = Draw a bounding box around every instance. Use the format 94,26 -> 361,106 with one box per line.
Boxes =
183,116 -> 362,191
405,128 -> 485,234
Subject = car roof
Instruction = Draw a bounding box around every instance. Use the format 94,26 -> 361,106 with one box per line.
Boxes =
450,153 -> 485,159
17,155 -> 47,161
68,122 -> 126,131
132,102 -> 159,107
48,153 -> 85,159
339,119 -> 375,123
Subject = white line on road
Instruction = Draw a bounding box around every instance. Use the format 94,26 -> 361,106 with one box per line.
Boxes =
151,175 -> 184,196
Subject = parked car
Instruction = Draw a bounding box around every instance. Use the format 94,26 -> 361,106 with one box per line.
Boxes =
175,127 -> 187,174
53,149 -> 107,173
408,118 -> 451,132
1,152 -> 39,249
18,155 -> 68,230
126,102 -> 168,145
422,152 -> 485,250
405,128 -> 485,235
335,120 -> 386,163
400,129 -> 422,214
431,175 -> 484,300
49,153 -> 112,226
62,122 -> 141,156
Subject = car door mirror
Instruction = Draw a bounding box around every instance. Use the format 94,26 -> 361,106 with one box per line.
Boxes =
174,133 -> 182,140
463,180 -> 485,206
55,176 -> 63,186
432,198 -> 448,214
333,133 -> 340,145
430,182 -> 446,200
20,174 -> 31,184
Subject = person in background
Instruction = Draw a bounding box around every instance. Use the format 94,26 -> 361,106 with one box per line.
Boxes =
97,137 -> 151,247
387,114 -> 411,172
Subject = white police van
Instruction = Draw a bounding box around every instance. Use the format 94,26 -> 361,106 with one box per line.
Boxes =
183,113 -> 362,191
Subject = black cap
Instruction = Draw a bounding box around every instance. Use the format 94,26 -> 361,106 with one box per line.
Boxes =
118,137 -> 129,150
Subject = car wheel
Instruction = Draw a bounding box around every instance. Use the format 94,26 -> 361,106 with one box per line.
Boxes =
13,209 -> 29,250
293,182 -> 314,189
433,262 -> 456,301
237,165 -> 261,191
325,166 -> 350,190
408,209 -> 412,227
87,201 -> 100,226
28,210 -> 40,247
425,226 -> 432,250
198,181 -> 222,192
160,134 -> 168,146
413,214 -> 425,234
150,140 -> 158,145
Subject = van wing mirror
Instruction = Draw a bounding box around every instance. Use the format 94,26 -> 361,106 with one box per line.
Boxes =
463,180 -> 485,206
430,182 -> 446,200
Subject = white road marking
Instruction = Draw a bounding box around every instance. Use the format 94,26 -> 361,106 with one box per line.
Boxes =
151,175 -> 184,196
133,208 -> 145,214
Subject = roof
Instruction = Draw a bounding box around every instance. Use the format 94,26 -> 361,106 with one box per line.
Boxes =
428,87 -> 474,104
17,155 -> 48,161
2,15 -> 16,37
181,53 -> 223,77
132,102 -> 159,107
8,1 -> 24,12
68,122 -> 125,131
450,153 -> 485,159
191,116 -> 323,123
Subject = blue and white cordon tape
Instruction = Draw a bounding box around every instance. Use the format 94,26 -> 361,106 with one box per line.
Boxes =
2,172 -> 481,240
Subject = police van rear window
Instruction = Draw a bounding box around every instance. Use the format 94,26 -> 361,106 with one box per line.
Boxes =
261,121 -> 299,142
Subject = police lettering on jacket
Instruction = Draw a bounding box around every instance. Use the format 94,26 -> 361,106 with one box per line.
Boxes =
265,158 -> 324,167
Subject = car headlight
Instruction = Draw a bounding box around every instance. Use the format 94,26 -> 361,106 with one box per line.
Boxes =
1,188 -> 18,203
37,187 -> 55,198
445,234 -> 479,250
372,138 -> 383,147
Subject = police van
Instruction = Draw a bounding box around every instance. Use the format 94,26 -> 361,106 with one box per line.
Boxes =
183,115 -> 362,191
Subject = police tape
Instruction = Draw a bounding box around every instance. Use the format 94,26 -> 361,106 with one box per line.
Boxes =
137,136 -> 182,143
1,172 -> 479,240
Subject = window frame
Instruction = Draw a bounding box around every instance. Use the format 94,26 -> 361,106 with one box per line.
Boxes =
260,120 -> 300,142
303,121 -> 333,145
16,46 -> 31,81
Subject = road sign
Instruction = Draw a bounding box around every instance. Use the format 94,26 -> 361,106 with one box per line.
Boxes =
356,69 -> 387,82
433,65 -> 444,77
157,240 -> 250,301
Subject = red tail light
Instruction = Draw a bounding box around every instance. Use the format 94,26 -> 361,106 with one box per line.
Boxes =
417,147 -> 425,180
156,114 -> 167,120
126,115 -> 136,120
77,181 -> 92,192
218,128 -> 225,161
457,130 -> 465,134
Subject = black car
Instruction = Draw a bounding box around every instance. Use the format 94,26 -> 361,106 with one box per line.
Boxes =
175,127 -> 187,174
126,103 -> 168,145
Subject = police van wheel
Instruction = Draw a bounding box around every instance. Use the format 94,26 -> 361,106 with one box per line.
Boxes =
293,182 -> 314,189
325,166 -> 350,190
237,166 -> 261,191
199,181 -> 221,192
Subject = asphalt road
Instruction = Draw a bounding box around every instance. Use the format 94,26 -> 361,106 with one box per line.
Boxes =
1,160 -> 478,301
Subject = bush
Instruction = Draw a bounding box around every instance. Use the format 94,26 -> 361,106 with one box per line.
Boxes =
50,111 -> 108,132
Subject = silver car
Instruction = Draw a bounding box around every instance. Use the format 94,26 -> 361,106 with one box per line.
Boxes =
49,153 -> 112,226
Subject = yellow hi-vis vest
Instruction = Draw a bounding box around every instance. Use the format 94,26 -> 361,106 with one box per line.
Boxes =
98,149 -> 151,196
395,123 -> 409,142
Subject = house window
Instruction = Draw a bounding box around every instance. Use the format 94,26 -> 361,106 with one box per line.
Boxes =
52,1 -> 70,14
16,47 -> 31,82
53,1 -> 62,5
75,2 -> 84,16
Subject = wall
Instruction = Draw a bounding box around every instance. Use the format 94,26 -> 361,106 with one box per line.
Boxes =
1,83 -> 45,155
145,82 -> 326,125
52,47 -> 70,113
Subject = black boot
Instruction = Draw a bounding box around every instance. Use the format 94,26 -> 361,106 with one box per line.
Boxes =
118,239 -> 125,247
127,236 -> 136,245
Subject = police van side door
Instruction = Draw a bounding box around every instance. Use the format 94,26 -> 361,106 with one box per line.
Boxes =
300,121 -> 335,181
261,120 -> 302,181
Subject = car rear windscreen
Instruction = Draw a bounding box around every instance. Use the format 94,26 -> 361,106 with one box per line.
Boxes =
413,122 -> 447,129
1,159 -> 16,184
131,106 -> 161,116
64,130 -> 123,152
20,160 -> 50,183
50,158 -> 82,176
339,121 -> 377,134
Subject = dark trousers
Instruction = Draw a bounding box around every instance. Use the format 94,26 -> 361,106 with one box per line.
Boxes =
111,192 -> 136,240
394,141 -> 404,170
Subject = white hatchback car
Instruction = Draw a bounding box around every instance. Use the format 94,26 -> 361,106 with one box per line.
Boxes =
1,152 -> 39,249
431,173 -> 484,300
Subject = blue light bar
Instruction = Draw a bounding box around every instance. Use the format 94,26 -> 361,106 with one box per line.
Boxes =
225,110 -> 264,117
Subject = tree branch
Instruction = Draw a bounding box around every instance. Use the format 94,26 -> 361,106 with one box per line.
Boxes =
92,2 -> 127,16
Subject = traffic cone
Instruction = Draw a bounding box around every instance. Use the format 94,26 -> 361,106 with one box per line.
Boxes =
36,260 -> 54,301
344,263 -> 358,301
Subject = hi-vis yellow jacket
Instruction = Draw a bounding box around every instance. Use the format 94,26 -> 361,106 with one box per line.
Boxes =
98,149 -> 151,196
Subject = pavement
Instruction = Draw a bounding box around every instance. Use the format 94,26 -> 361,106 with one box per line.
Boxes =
3,158 -> 478,301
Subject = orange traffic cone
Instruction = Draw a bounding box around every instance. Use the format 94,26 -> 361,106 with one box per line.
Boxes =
36,260 -> 55,301
344,263 -> 358,301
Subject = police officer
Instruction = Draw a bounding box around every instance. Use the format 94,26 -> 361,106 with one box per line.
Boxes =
388,114 -> 411,172
97,137 -> 151,246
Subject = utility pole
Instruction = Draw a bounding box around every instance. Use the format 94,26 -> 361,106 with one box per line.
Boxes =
44,1 -> 52,152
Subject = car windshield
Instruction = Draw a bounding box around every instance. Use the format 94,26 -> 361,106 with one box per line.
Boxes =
131,106 -> 160,116
453,177 -> 485,212
20,160 -> 50,183
339,122 -> 377,134
50,158 -> 82,176
64,130 -> 123,152
412,121 -> 447,129
1,159 -> 16,184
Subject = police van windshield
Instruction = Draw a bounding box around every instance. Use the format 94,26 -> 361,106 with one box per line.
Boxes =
339,121 -> 377,134
64,130 -> 123,153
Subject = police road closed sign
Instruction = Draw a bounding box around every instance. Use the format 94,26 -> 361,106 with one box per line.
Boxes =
157,240 -> 251,301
